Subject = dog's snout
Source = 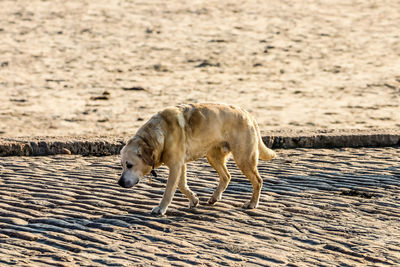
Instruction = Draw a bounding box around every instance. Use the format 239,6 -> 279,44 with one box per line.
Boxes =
118,174 -> 138,188
118,176 -> 125,187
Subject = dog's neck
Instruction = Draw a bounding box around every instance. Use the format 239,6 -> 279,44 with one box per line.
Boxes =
135,127 -> 165,168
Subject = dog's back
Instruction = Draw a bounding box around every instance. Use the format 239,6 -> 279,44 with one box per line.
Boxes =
171,103 -> 275,161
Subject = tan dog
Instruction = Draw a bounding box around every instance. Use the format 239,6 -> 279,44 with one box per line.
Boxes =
119,103 -> 276,215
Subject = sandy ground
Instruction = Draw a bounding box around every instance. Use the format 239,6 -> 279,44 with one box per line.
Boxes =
1,2 -> 400,265
0,148 -> 399,266
1,0 -> 400,137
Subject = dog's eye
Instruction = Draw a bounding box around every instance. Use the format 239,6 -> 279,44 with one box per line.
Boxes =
126,162 -> 133,169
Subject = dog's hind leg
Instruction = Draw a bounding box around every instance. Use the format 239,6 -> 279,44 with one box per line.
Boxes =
178,164 -> 199,208
232,151 -> 263,209
206,145 -> 231,205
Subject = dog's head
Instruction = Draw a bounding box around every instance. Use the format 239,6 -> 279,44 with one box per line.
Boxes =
118,139 -> 154,188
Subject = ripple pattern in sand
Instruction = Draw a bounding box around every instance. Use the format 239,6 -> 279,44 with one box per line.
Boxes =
0,148 -> 399,266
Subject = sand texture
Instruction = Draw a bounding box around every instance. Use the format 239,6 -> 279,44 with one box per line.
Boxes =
1,0 -> 400,137
0,148 -> 400,266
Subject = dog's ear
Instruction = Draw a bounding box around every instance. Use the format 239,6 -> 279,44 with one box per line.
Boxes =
138,145 -> 154,167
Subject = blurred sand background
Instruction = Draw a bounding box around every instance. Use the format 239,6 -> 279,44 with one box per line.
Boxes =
0,0 -> 399,137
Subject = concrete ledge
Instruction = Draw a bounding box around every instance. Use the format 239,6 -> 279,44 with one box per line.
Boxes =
262,129 -> 400,149
0,129 -> 399,156
0,136 -> 125,157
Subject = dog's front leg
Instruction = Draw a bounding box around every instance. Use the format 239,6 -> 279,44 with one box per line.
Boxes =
178,164 -> 199,208
151,163 -> 182,215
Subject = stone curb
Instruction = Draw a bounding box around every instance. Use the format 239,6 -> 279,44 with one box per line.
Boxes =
262,129 -> 400,149
0,129 -> 399,156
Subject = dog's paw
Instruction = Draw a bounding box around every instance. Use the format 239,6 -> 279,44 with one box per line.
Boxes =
207,197 -> 217,205
207,195 -> 221,205
242,201 -> 258,209
151,205 -> 167,215
189,195 -> 199,208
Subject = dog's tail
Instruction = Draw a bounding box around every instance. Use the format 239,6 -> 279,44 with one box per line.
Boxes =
253,119 -> 276,161
258,138 -> 276,161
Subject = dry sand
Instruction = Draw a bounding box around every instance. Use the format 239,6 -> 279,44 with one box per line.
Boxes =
1,2 -> 400,266
1,0 -> 400,137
